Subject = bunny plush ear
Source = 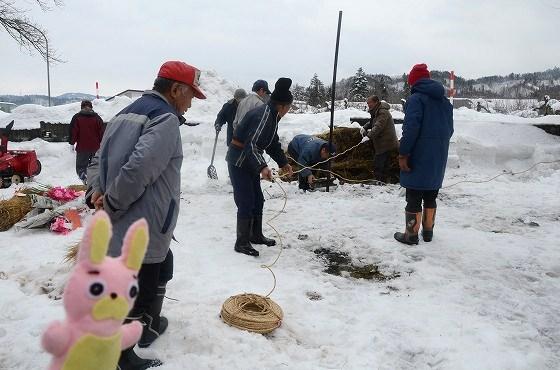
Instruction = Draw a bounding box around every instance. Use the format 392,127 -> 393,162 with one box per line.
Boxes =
120,218 -> 149,272
78,211 -> 112,265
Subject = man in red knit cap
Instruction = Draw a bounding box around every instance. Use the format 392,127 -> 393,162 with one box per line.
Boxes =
394,63 -> 454,245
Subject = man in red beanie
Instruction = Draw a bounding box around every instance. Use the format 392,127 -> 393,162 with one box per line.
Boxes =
87,60 -> 206,369
395,63 -> 454,245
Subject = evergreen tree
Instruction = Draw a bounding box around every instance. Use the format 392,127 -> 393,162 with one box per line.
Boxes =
325,85 -> 333,101
349,67 -> 369,101
306,74 -> 327,107
402,73 -> 411,99
292,83 -> 307,101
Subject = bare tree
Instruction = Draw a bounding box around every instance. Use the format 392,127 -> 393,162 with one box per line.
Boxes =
0,0 -> 64,62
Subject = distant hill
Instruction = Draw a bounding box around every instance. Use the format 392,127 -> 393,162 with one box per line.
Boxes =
0,93 -> 100,107
332,67 -> 560,102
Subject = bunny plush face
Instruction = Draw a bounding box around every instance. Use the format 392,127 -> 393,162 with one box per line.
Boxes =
63,211 -> 148,333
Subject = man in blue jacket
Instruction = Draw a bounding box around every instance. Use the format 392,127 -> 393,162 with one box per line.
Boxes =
394,64 -> 454,245
287,134 -> 336,191
215,88 -> 247,145
226,78 -> 294,257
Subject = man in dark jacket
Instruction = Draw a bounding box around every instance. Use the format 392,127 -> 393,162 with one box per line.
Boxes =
287,134 -> 336,191
87,60 -> 206,369
69,100 -> 104,184
394,64 -> 454,245
226,78 -> 294,257
215,88 -> 247,145
360,95 -> 399,182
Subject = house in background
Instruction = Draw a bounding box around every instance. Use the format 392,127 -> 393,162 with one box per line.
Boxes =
0,102 -> 17,113
105,89 -> 143,101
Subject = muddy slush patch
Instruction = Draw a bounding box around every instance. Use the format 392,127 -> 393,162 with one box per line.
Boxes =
314,248 -> 401,281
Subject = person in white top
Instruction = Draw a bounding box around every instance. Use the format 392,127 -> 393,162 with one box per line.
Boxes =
232,79 -> 270,130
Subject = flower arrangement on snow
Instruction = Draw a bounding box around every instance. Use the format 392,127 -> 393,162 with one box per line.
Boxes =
5,184 -> 89,234
42,210 -> 149,370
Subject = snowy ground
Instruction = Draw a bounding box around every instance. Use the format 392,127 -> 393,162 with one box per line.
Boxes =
0,73 -> 559,369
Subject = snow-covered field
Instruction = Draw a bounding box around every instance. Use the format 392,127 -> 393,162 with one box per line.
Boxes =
0,72 -> 560,370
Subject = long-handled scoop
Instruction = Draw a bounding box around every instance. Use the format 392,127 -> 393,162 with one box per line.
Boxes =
207,131 -> 220,179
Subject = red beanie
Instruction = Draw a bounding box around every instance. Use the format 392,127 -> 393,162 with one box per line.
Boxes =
407,63 -> 430,86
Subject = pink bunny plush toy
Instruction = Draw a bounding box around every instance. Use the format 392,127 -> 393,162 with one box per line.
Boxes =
42,210 -> 148,370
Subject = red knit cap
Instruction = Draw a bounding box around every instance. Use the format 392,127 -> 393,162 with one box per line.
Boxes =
407,63 -> 431,86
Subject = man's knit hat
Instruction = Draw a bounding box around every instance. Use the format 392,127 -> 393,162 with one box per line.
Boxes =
234,88 -> 247,100
270,78 -> 293,104
407,63 -> 431,86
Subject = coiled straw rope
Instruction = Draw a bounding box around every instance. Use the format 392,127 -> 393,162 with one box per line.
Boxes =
221,293 -> 284,334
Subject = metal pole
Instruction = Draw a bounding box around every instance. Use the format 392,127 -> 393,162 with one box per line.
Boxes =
26,23 -> 51,106
326,10 -> 342,192
46,38 -> 51,107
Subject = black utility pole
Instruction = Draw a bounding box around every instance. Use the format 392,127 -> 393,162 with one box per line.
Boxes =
327,11 -> 342,192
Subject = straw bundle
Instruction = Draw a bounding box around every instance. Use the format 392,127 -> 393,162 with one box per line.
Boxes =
64,242 -> 80,265
0,195 -> 33,231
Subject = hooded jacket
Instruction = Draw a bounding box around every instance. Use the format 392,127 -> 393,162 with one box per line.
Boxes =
69,110 -> 105,152
399,79 -> 454,190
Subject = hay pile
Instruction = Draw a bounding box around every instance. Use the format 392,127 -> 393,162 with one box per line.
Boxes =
287,127 -> 400,183
0,195 -> 32,231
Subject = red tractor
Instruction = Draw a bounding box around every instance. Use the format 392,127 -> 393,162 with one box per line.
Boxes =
0,121 -> 41,188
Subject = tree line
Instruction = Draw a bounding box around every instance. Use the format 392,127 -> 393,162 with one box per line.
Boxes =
294,67 -> 560,106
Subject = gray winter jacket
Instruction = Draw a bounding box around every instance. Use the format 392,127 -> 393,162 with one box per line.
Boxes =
232,92 -> 267,130
87,90 -> 183,263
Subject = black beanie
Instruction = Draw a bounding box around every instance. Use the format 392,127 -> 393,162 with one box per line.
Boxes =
270,77 -> 293,104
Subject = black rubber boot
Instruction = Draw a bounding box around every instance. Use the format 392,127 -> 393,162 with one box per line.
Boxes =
250,216 -> 276,246
394,211 -> 421,245
117,347 -> 162,370
234,217 -> 259,256
138,285 -> 168,348
421,208 -> 436,242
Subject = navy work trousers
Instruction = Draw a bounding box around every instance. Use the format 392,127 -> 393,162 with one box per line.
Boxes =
228,163 -> 264,219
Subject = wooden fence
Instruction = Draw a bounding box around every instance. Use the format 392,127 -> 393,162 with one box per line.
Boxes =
10,122 -> 72,142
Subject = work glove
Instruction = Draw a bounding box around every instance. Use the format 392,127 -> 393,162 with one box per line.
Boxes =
359,127 -> 368,137
214,123 -> 221,133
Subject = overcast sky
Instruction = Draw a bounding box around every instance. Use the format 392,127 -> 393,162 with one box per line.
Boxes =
1,0 -> 560,96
